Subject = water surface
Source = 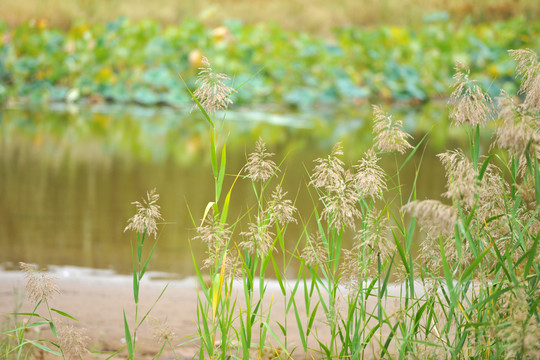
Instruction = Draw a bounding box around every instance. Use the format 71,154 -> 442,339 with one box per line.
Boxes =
0,103 -> 463,277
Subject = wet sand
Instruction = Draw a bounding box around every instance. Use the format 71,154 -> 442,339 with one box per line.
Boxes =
0,266 -> 401,359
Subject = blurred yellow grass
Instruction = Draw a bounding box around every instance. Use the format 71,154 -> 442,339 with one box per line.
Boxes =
2,0 -> 539,35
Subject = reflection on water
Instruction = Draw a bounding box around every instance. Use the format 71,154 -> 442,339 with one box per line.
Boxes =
0,104 -> 462,277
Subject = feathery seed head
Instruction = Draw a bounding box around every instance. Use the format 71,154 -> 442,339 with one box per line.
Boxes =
194,209 -> 232,246
437,150 -> 478,208
57,322 -> 89,360
402,200 -> 457,240
266,184 -> 297,225
509,49 -> 540,111
320,170 -> 361,230
193,209 -> 232,269
193,56 -> 235,114
497,287 -> 540,359
20,262 -> 60,304
354,208 -> 393,260
149,316 -> 176,346
310,142 -> 345,190
245,138 -> 279,182
493,90 -> 540,155
301,233 -> 328,267
340,248 -> 369,292
124,188 -> 163,239
372,105 -> 413,154
354,148 -> 387,199
402,200 -> 457,270
449,62 -> 494,126
239,216 -> 275,258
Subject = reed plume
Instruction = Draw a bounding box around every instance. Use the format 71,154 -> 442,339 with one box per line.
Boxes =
448,62 -> 494,126
301,233 -> 328,267
320,169 -> 361,230
124,188 -> 163,239
354,208 -> 393,260
149,316 -> 177,346
20,262 -> 60,304
310,142 -> 345,191
372,105 -> 413,154
497,287 -> 540,359
310,143 -> 360,229
493,90 -> 539,156
266,184 -> 297,225
194,209 -> 232,269
57,322 -> 89,360
193,56 -> 235,114
240,215 -> 275,258
509,48 -> 540,111
244,137 -> 279,182
402,200 -> 458,270
353,148 -> 387,199
437,149 -> 477,209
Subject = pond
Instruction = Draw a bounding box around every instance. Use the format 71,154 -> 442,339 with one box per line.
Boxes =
0,103 -> 472,278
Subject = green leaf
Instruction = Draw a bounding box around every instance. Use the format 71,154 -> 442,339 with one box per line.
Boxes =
478,154 -> 495,180
25,340 -> 62,357
216,143 -> 227,204
0,321 -> 50,335
50,308 -> 79,322
49,321 -> 57,337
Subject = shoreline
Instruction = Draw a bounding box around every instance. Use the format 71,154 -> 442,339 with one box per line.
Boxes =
0,266 -> 405,359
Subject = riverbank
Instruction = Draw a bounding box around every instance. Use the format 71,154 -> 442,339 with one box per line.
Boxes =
0,266 -> 410,359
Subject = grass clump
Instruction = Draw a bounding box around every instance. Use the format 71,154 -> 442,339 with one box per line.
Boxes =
186,50 -> 539,359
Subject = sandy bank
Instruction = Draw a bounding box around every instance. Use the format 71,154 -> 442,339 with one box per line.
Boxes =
1,266 -> 404,359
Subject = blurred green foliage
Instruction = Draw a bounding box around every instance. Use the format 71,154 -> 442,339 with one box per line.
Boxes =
0,16 -> 538,108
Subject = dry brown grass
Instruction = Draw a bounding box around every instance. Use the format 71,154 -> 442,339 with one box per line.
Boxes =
1,0 -> 539,35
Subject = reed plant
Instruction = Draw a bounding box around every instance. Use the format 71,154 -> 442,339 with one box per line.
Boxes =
186,49 -> 539,359
0,263 -> 89,360
123,188 -> 170,359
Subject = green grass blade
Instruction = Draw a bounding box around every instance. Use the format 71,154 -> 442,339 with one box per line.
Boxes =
140,237 -> 160,279
534,155 -> 540,207
478,154 -> 495,180
210,130 -> 218,178
131,241 -> 139,305
459,242 -> 492,283
525,231 -> 540,278
306,301 -> 320,337
399,131 -> 429,173
123,309 -> 134,360
220,174 -> 240,225
292,299 -> 307,349
153,342 -> 167,360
